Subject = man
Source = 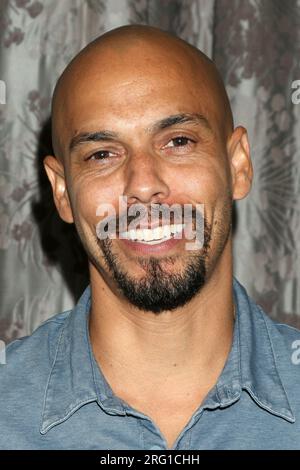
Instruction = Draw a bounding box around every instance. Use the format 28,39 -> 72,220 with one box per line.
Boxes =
1,24 -> 300,450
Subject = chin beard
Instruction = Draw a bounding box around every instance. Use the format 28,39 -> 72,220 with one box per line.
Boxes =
94,218 -> 212,314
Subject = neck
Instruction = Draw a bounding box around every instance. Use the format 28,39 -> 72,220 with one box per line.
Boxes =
88,237 -> 235,401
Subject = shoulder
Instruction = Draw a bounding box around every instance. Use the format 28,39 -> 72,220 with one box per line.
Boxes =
255,304 -> 300,387
0,309 -> 73,447
234,278 -> 300,377
272,317 -> 300,361
0,309 -> 71,389
234,278 -> 300,347
257,303 -> 300,346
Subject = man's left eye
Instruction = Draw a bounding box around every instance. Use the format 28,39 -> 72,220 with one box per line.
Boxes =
164,136 -> 195,148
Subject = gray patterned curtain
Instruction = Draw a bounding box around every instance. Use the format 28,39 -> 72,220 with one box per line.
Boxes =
0,0 -> 299,343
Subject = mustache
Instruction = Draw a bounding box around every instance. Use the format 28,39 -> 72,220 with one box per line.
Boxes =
101,205 -> 205,234
96,203 -> 211,254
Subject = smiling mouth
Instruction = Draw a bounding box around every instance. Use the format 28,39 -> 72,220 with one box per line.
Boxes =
119,223 -> 186,244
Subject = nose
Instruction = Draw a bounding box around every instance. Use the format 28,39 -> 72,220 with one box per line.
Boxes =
123,151 -> 170,206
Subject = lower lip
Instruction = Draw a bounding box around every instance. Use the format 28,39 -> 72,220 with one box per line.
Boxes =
119,231 -> 185,255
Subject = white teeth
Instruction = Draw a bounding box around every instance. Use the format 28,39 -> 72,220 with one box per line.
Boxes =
163,225 -> 172,238
130,231 -> 136,241
143,229 -> 152,241
154,226 -> 164,239
120,224 -> 185,243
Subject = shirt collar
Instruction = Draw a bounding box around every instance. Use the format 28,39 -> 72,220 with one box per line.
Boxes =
40,277 -> 295,434
40,286 -> 126,435
202,278 -> 295,423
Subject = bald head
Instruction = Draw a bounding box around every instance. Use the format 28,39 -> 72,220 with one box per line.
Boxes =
51,24 -> 233,160
44,24 -> 252,313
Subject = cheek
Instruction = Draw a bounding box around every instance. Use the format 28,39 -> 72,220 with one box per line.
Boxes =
68,173 -> 120,230
170,163 -> 230,206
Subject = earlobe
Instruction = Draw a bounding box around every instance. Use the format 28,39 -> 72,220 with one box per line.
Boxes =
43,155 -> 74,224
228,127 -> 253,201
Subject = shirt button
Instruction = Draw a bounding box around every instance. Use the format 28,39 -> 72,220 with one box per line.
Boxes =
149,445 -> 164,450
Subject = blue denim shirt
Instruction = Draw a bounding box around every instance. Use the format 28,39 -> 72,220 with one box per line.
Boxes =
1,277 -> 300,450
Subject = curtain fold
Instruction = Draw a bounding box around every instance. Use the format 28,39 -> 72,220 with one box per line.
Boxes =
0,0 -> 299,342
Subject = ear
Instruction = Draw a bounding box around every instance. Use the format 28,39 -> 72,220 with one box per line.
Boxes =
43,155 -> 74,223
227,126 -> 253,200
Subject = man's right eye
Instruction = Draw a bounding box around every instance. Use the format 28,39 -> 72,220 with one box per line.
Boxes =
87,150 -> 114,161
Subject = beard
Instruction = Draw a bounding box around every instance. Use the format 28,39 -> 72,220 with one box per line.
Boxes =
98,243 -> 209,314
95,212 -> 215,314
79,199 -> 232,315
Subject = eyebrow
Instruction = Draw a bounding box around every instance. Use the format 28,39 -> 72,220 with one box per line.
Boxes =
148,113 -> 212,133
69,113 -> 212,152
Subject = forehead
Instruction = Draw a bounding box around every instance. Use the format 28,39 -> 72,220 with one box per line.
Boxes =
73,78 -> 208,124
54,43 -> 222,149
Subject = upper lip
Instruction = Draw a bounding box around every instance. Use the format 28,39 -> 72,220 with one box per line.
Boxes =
120,222 -> 185,231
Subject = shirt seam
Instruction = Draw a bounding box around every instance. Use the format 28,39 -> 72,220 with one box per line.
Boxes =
256,306 -> 295,420
216,299 -> 242,402
39,319 -> 67,434
275,323 -> 300,334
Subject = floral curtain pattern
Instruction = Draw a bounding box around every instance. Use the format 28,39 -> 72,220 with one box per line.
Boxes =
0,0 -> 299,342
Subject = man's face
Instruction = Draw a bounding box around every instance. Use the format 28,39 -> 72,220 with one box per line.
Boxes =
48,43 -> 238,314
